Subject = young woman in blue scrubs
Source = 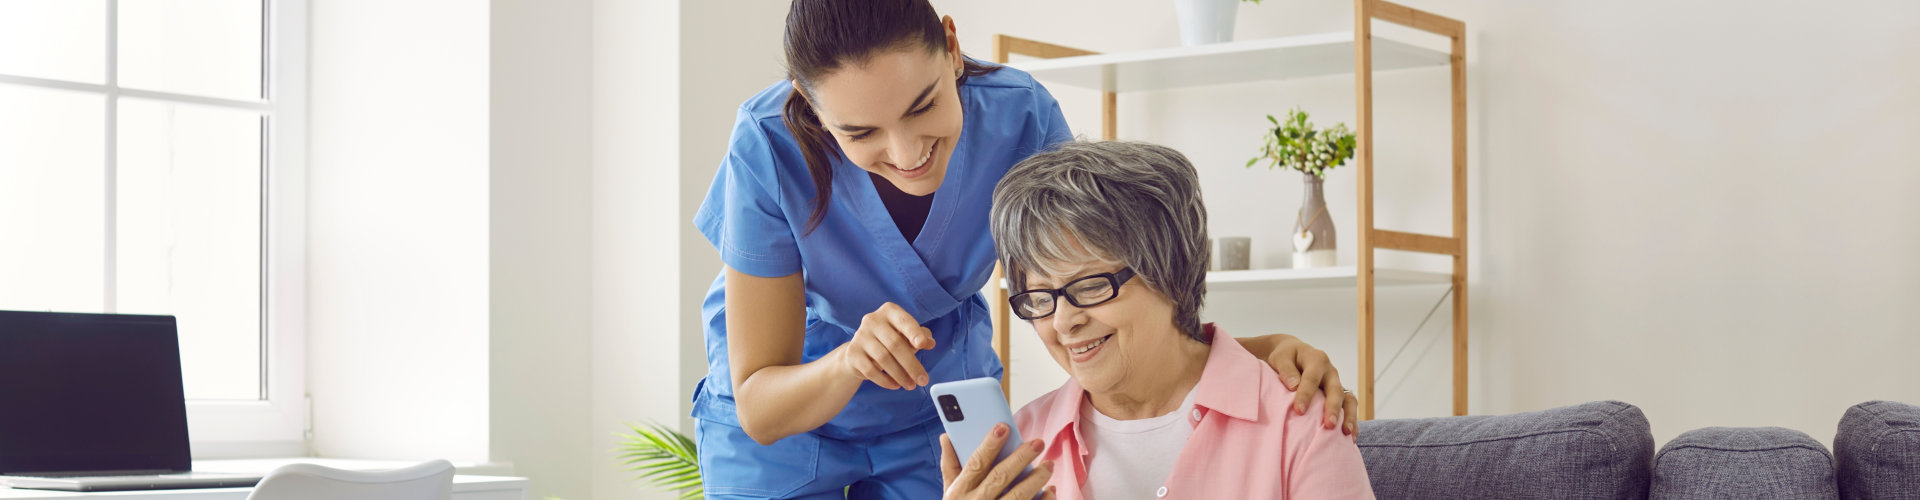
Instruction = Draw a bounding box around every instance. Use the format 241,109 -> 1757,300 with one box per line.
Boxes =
693,1 -> 1361,498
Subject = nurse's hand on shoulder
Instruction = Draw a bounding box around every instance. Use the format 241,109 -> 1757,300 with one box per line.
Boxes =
1262,333 -> 1361,436
836,302 -> 937,391
940,424 -> 1056,500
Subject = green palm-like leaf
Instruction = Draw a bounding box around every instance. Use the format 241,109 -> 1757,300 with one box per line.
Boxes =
613,421 -> 703,500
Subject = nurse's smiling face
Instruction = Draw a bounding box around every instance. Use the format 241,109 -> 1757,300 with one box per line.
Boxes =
803,41 -> 965,196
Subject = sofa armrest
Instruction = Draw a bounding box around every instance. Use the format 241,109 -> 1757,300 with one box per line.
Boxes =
1835,400 -> 1920,500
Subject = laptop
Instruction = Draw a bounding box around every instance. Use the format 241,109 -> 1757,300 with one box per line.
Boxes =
0,310 -> 263,492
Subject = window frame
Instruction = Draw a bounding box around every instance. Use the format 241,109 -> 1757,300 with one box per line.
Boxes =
0,0 -> 309,457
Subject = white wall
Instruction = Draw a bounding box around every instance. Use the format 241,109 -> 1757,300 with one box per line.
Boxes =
491,0 -> 595,499
1461,0 -> 1920,446
584,2 -> 786,498
642,0 -> 1474,433
677,0 -> 792,420
932,0 -> 1920,446
933,0 -> 1471,419
307,0 -> 492,461
589,0 -> 696,498
305,2 -> 1920,497
309,1 -> 730,497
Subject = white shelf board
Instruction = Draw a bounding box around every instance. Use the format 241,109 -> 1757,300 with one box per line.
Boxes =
1205,266 -> 1450,292
1006,31 -> 1448,93
997,266 -> 1449,293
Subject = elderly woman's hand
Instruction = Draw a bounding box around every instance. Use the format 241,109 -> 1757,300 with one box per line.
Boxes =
1243,333 -> 1360,436
939,423 -> 1056,500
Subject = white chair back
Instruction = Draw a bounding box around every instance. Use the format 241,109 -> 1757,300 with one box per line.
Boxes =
244,460 -> 455,500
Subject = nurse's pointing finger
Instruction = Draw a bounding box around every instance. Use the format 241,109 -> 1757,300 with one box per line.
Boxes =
876,332 -> 931,389
864,341 -> 918,390
909,326 -> 935,351
848,351 -> 902,390
880,306 -> 936,351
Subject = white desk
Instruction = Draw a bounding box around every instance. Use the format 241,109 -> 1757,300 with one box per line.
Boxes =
0,459 -> 528,500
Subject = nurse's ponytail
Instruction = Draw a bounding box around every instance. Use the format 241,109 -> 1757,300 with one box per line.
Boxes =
782,87 -> 841,235
783,0 -> 1000,235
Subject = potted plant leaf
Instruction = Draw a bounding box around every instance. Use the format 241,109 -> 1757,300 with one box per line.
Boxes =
613,422 -> 702,500
1248,108 -> 1357,268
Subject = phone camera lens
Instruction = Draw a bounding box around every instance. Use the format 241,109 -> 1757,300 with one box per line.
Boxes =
937,394 -> 965,422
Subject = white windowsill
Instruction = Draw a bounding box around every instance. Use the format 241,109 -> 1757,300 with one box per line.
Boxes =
0,459 -> 523,499
193,458 -> 516,477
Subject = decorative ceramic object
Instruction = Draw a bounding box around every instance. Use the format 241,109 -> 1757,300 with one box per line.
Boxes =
1174,0 -> 1237,46
1214,236 -> 1251,271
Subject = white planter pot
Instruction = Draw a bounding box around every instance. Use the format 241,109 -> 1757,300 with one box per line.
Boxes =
1175,0 -> 1238,46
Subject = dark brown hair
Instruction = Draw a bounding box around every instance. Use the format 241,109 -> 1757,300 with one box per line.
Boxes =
782,0 -> 1000,234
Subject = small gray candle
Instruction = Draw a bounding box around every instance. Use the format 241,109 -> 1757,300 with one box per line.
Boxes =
1215,236 -> 1251,271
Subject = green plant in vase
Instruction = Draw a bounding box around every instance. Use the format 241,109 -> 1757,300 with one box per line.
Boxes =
1247,108 -> 1357,268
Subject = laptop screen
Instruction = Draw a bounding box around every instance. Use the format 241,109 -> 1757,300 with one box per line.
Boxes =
0,310 -> 192,474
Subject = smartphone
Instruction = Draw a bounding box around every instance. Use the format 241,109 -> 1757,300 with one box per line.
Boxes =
930,377 -> 1026,467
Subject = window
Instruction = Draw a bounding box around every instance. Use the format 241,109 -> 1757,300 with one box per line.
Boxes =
0,0 -> 306,456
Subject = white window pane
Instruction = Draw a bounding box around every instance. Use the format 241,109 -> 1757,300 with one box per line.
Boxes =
117,98 -> 261,401
0,84 -> 106,312
0,0 -> 106,83
118,0 -> 262,100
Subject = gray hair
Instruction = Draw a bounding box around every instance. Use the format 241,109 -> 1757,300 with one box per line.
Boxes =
990,141 -> 1210,343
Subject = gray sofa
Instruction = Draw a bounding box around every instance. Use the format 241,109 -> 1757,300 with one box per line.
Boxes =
1835,401 -> 1920,499
1356,400 -> 1920,500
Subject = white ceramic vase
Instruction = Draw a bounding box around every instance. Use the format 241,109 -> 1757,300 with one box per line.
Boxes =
1174,0 -> 1238,46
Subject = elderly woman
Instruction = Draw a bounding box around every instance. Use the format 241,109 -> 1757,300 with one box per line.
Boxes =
939,141 -> 1374,500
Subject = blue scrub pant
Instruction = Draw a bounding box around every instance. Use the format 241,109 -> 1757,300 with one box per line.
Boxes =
697,417 -> 945,499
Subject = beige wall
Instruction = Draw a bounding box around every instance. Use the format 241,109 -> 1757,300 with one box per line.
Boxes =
307,1 -> 1920,498
932,0 -> 1920,446
492,0 -> 595,499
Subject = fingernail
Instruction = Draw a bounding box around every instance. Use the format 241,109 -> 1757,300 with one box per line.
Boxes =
1029,439 -> 1043,451
918,374 -> 929,385
1286,377 -> 1299,388
1041,460 -> 1055,470
994,424 -> 1007,437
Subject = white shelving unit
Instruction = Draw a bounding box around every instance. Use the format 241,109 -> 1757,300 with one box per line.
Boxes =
1205,267 -> 1451,293
988,0 -> 1470,420
1009,31 -> 1448,92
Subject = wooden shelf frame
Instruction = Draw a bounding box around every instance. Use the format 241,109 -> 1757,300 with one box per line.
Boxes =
988,0 -> 1468,420
1356,0 -> 1468,421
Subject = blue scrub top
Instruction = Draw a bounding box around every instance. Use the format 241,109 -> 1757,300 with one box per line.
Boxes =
693,64 -> 1071,441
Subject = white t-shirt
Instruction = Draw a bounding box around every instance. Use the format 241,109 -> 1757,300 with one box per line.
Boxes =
1079,388 -> 1198,500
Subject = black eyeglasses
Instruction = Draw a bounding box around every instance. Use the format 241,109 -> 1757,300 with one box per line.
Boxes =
1009,268 -> 1135,320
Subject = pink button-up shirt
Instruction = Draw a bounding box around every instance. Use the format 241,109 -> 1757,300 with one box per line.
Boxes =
1013,324 -> 1375,499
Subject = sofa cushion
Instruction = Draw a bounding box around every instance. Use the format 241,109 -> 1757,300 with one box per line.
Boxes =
1357,400 -> 1654,500
1835,401 -> 1920,500
1651,427 -> 1836,500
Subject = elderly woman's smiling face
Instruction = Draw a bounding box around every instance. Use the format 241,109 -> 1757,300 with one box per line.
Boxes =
1022,236 -> 1187,396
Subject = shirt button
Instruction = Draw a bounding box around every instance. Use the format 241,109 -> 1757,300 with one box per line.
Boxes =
1190,409 -> 1203,421
1157,486 -> 1169,497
